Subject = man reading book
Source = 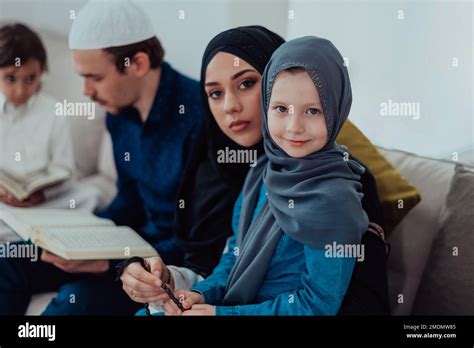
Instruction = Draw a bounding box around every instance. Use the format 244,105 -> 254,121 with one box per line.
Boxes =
0,0 -> 203,315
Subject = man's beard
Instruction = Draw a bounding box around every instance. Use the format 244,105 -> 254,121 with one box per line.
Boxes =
91,98 -> 129,115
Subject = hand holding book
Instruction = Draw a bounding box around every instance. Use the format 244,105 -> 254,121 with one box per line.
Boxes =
0,166 -> 70,202
0,208 -> 158,260
41,249 -> 110,274
0,190 -> 45,207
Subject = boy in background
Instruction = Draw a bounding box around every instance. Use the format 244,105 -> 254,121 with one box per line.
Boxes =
0,23 -> 75,208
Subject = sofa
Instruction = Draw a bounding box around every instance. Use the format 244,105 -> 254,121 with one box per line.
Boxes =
4,145 -> 466,315
378,148 -> 472,315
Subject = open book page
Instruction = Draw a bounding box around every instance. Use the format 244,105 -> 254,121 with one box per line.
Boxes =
0,166 -> 71,201
31,225 -> 158,260
0,219 -> 18,243
0,208 -> 114,241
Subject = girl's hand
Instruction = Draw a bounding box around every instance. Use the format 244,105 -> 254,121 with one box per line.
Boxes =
163,289 -> 204,315
120,256 -> 170,303
181,304 -> 216,316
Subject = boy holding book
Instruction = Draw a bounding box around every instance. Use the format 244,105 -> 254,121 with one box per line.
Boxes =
0,23 -> 75,208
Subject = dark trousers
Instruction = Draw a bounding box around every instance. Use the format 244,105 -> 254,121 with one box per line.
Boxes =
0,243 -> 142,315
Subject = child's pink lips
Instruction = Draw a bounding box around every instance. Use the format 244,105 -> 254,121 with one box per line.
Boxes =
285,138 -> 310,146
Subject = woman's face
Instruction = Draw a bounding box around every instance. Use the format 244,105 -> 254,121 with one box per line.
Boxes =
204,52 -> 263,147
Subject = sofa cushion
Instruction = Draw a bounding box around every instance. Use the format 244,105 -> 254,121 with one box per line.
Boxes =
412,165 -> 474,314
378,148 -> 455,314
337,121 -> 421,233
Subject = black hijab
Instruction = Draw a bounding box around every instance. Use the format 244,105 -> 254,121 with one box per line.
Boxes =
174,26 -> 285,277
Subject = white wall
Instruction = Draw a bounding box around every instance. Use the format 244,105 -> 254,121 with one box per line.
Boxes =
286,0 -> 473,164
1,0 -> 472,164
0,0 -> 234,80
0,0 -> 287,84
230,0 -> 287,37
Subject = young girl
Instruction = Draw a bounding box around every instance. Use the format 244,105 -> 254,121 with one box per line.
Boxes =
164,36 -> 370,315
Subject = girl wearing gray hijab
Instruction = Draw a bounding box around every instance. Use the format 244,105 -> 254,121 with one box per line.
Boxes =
165,36 -> 371,315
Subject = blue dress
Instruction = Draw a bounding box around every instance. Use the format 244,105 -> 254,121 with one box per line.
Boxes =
191,183 -> 356,315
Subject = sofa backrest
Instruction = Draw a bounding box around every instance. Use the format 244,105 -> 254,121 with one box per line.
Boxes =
379,147 -> 457,314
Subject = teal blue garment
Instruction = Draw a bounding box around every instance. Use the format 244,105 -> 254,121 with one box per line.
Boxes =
135,308 -> 164,316
191,183 -> 356,315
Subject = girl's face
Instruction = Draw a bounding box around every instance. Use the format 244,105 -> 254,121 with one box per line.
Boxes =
204,52 -> 263,147
268,69 -> 328,158
0,59 -> 43,107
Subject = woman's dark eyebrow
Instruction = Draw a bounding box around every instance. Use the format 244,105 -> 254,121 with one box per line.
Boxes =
231,69 -> 257,80
204,81 -> 219,87
205,69 -> 257,87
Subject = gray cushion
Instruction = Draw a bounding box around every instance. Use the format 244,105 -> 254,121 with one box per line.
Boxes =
379,148 -> 454,314
412,164 -> 474,314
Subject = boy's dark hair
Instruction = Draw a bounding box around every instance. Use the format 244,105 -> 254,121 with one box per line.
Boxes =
103,37 -> 165,73
0,23 -> 47,70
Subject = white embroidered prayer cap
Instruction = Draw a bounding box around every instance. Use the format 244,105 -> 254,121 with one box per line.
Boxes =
69,0 -> 156,49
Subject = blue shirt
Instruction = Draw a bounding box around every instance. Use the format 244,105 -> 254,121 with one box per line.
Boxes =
97,62 -> 203,265
191,183 -> 356,315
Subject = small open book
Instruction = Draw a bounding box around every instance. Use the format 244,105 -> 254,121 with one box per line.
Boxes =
0,208 -> 158,260
0,166 -> 71,201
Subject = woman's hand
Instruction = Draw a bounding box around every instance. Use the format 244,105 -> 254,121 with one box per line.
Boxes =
163,289 -> 205,315
120,256 -> 171,303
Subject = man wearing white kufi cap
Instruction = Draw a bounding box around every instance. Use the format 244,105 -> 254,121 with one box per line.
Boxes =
0,0 -> 203,315
68,0 -> 156,50
68,0 -> 166,117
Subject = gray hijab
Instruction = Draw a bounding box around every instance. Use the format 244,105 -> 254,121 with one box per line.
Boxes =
222,36 -> 369,305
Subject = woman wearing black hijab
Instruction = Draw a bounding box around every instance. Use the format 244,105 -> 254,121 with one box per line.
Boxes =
119,26 -> 389,315
175,25 -> 286,277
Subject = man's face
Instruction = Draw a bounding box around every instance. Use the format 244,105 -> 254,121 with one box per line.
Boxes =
0,59 -> 43,107
72,49 -> 139,114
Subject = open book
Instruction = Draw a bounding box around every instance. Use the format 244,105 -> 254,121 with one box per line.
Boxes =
0,208 -> 158,260
0,166 -> 71,201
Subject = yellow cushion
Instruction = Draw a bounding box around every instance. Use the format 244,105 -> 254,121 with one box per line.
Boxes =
336,120 -> 421,234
